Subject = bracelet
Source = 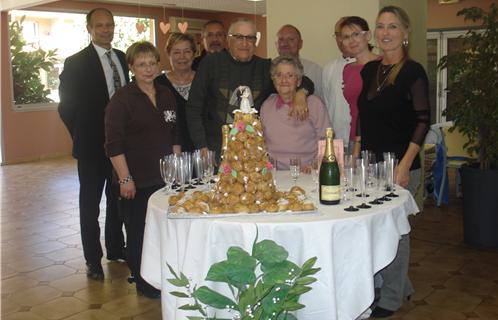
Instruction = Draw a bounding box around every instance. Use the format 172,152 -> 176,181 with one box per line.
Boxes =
118,175 -> 133,185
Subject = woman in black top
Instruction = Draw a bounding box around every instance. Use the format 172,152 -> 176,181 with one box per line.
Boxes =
355,6 -> 430,318
105,41 -> 181,299
155,32 -> 196,152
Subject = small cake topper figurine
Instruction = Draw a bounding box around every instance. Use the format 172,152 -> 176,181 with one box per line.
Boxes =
230,86 -> 258,114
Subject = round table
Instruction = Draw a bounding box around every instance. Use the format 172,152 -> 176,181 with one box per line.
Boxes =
141,171 -> 418,320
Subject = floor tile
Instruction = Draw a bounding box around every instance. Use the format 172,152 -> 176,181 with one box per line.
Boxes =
9,285 -> 61,306
30,297 -> 89,320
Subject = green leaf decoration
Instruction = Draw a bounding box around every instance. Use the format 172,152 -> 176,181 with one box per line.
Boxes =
246,125 -> 255,133
277,313 -> 298,320
170,291 -> 190,298
295,276 -> 317,286
230,128 -> 239,136
231,169 -> 237,178
254,240 -> 288,267
300,267 -> 321,277
261,260 -> 301,286
261,284 -> 290,314
179,304 -> 204,311
167,263 -> 179,279
282,300 -> 305,311
167,277 -> 189,287
167,229 -> 320,319
193,286 -> 238,310
205,248 -> 257,287
301,257 -> 317,271
238,285 -> 256,315
288,285 -> 312,296
261,167 -> 267,175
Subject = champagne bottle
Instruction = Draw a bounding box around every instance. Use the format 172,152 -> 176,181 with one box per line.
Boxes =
319,128 -> 341,205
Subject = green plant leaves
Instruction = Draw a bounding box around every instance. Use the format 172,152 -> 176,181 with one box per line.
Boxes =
253,240 -> 288,267
205,247 -> 256,288
167,235 -> 320,319
261,260 -> 301,286
193,286 -> 237,310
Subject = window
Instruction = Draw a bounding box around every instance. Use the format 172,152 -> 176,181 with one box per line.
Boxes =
9,10 -> 155,111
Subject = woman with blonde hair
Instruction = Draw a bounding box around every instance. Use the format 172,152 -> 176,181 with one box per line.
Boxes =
355,6 -> 430,317
156,32 -> 196,151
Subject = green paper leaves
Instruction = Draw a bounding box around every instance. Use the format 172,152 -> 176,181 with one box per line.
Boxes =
230,128 -> 239,136
167,235 -> 320,319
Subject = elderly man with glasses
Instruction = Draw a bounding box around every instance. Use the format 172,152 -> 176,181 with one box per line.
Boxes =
186,18 -> 313,158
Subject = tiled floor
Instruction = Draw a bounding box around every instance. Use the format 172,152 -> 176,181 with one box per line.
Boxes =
1,157 -> 497,319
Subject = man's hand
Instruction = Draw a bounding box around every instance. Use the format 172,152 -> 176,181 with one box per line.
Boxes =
288,89 -> 309,121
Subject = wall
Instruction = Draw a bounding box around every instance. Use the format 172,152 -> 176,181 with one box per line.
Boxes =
0,0 -> 266,163
427,0 -> 496,30
266,0 -> 380,66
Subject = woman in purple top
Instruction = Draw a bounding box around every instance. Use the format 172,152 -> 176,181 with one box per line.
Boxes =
260,55 -> 331,170
339,16 -> 379,153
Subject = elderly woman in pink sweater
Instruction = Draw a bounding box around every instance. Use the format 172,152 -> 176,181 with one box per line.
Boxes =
260,55 -> 331,170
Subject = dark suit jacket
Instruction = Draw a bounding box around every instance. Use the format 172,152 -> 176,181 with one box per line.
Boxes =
58,44 -> 129,160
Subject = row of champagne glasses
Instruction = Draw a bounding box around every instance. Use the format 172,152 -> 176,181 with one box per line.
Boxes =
342,151 -> 399,212
159,150 -> 217,194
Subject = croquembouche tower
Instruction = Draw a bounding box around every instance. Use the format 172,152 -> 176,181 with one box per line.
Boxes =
209,86 -> 277,213
170,86 -> 314,214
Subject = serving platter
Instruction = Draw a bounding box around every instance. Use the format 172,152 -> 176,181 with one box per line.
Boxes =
166,208 -> 319,219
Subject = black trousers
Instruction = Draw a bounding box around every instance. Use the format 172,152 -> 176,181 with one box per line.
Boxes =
77,156 -> 125,265
120,184 -> 162,292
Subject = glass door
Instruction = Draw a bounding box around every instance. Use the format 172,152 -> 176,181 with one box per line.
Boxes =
426,30 -> 468,123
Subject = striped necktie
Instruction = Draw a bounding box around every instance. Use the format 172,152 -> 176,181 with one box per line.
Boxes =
105,50 -> 122,91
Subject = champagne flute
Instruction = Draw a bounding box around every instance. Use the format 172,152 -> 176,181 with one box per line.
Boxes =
343,154 -> 359,212
385,152 -> 399,198
182,152 -> 195,190
310,156 -> 319,193
356,158 -> 371,209
193,150 -> 204,185
289,157 -> 301,185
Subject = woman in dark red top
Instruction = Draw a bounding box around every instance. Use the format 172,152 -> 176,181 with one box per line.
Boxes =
105,41 -> 181,299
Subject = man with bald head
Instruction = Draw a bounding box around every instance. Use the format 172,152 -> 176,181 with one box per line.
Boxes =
276,24 -> 323,100
322,17 -> 356,150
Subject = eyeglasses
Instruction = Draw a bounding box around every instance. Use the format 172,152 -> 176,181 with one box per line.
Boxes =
340,30 -> 368,43
228,34 -> 258,43
134,61 -> 158,69
272,72 -> 298,81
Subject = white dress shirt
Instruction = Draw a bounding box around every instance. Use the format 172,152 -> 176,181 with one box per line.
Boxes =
93,43 -> 126,98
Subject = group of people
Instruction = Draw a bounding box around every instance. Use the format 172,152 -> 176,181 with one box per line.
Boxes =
58,5 -> 430,317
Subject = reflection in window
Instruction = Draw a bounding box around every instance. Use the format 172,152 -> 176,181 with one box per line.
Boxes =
9,10 -> 155,109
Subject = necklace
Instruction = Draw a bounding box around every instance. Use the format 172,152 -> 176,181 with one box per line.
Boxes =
376,63 -> 395,92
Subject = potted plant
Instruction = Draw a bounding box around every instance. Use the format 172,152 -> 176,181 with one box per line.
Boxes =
167,236 -> 320,319
438,3 -> 498,247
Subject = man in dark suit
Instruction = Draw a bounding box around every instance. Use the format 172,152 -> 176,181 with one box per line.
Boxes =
58,7 -> 128,280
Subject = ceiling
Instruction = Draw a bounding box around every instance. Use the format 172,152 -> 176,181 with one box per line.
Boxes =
0,0 -> 267,14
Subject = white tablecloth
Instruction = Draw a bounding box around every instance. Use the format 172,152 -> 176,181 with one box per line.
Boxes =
141,172 -> 419,320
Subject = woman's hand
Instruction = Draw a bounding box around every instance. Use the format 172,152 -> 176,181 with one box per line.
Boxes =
173,144 -> 182,155
301,165 -> 312,174
394,163 -> 410,188
120,180 -> 136,200
288,89 -> 309,120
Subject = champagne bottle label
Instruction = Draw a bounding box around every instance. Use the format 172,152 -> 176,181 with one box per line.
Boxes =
321,185 -> 340,201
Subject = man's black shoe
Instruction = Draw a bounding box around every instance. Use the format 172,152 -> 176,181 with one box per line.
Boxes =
371,306 -> 394,318
107,249 -> 126,261
86,263 -> 104,280
136,284 -> 161,299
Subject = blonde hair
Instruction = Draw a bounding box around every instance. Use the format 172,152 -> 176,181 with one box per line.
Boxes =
377,5 -> 411,86
165,32 -> 196,55
126,41 -> 160,65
